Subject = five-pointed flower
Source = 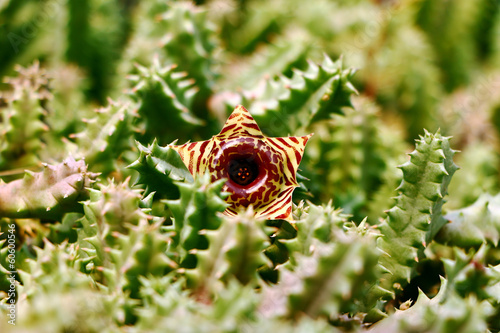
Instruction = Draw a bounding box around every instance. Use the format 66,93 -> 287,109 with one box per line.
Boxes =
171,105 -> 312,221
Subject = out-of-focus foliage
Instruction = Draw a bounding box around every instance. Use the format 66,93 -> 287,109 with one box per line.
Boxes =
1,0 -> 500,332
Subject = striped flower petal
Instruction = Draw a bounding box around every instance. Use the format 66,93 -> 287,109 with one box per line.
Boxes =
172,105 -> 312,221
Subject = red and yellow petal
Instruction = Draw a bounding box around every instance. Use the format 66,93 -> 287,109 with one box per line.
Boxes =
171,105 -> 313,221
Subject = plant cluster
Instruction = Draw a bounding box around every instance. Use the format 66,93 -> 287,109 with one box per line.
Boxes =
1,0 -> 500,332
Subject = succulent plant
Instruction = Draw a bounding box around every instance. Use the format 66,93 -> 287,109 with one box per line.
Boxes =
0,158 -> 97,220
128,139 -> 193,199
0,62 -> 50,170
128,56 -> 203,145
369,278 -> 493,333
377,131 -> 459,294
436,193 -> 500,248
163,172 -> 228,269
222,55 -> 357,137
69,99 -> 137,175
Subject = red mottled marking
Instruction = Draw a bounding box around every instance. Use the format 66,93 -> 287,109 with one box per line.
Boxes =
228,112 -> 239,120
271,188 -> 281,200
219,123 -> 237,135
178,148 -> 185,161
242,137 -> 257,144
230,192 -> 239,202
207,155 -> 214,169
263,187 -> 293,213
274,206 -> 292,220
189,150 -> 195,173
238,198 -> 251,207
226,207 -> 238,215
267,163 -> 281,182
264,200 -> 289,217
199,140 -> 209,153
267,138 -> 284,151
242,130 -> 263,137
195,154 -> 202,174
286,160 -> 295,185
290,137 -> 299,144
263,183 -> 277,203
271,152 -> 279,164
188,142 -> 197,151
295,149 -> 302,165
248,182 -> 269,207
276,187 -> 294,198
276,137 -> 292,148
243,122 -> 260,131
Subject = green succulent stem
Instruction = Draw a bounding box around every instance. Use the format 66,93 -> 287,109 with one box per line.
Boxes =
377,130 -> 458,293
0,158 -> 97,220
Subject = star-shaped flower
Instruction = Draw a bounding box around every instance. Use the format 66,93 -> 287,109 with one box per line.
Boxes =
172,105 -> 312,221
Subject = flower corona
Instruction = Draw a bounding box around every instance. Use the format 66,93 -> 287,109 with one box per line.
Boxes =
171,105 -> 312,220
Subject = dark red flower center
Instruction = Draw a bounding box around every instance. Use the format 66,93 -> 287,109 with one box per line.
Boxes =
228,158 -> 259,186
209,137 -> 283,209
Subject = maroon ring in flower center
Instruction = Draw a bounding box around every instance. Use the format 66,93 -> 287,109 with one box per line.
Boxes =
210,138 -> 281,208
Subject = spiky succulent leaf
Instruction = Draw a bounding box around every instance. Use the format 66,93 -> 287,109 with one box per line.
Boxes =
487,263 -> 500,330
427,133 -> 459,243
377,130 -> 458,293
446,142 -> 499,210
226,31 -> 311,90
77,180 -> 175,303
70,99 -> 136,175
135,275 -> 261,333
163,173 -> 228,268
306,98 -> 407,221
441,245 -> 496,304
267,225 -> 380,321
187,207 -> 270,295
262,202 -> 381,322
0,240 -> 121,332
0,158 -> 97,220
128,57 -> 202,144
159,2 -> 218,96
134,275 -> 196,330
47,212 -> 80,244
436,193 -> 500,248
369,278 -> 493,333
284,201 -> 346,264
128,139 -> 193,199
0,62 -> 50,169
231,55 -> 357,136
256,218 -> 298,284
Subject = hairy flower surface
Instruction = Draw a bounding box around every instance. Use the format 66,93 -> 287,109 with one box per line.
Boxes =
172,105 -> 312,220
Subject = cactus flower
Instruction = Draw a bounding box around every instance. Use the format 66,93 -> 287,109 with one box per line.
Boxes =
172,105 -> 312,220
